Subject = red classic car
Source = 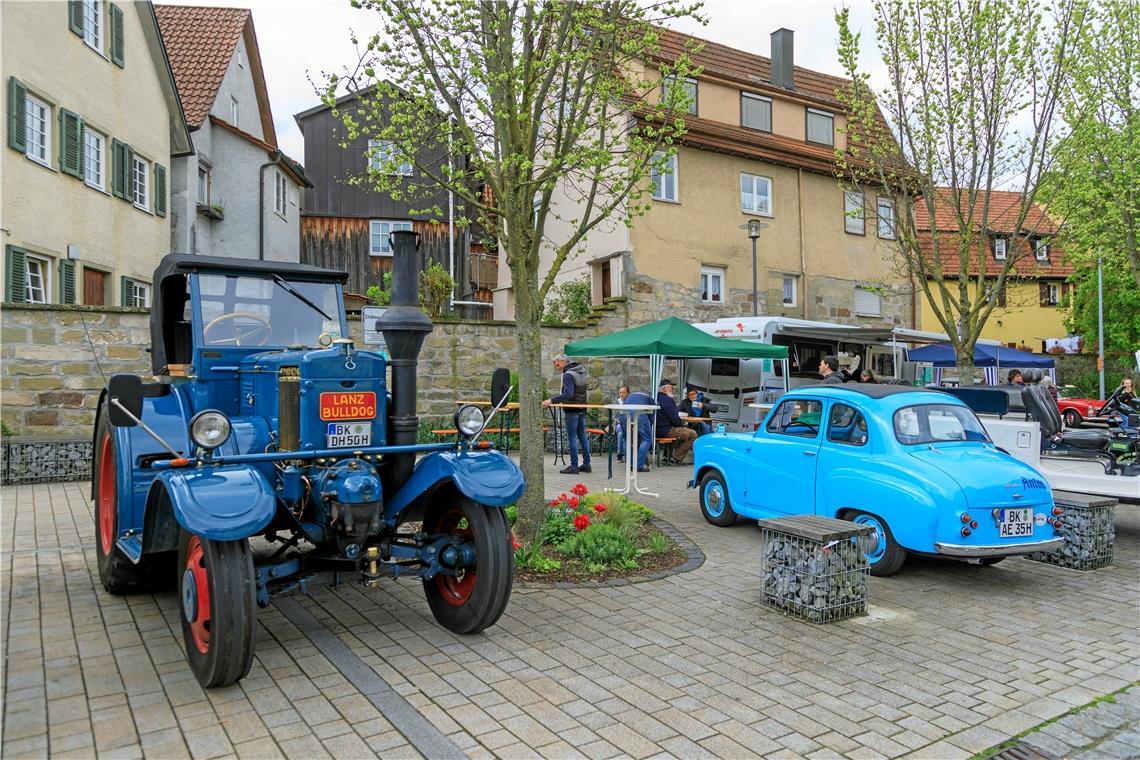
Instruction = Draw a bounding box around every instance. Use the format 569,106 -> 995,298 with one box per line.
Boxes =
1057,385 -> 1103,428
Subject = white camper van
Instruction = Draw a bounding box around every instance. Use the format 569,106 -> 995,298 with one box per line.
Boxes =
685,317 -> 912,431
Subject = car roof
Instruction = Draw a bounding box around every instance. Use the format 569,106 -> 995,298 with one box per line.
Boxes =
791,383 -> 941,400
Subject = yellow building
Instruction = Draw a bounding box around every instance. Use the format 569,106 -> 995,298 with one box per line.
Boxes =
2,1 -> 192,307
916,189 -> 1072,350
494,28 -> 910,327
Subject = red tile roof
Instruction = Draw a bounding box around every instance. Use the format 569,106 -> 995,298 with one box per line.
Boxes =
916,188 -> 1059,234
154,5 -> 251,129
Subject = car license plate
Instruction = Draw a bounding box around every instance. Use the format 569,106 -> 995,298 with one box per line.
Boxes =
998,507 -> 1034,538
326,422 -> 371,448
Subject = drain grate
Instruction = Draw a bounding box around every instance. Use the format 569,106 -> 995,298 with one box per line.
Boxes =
986,743 -> 1050,760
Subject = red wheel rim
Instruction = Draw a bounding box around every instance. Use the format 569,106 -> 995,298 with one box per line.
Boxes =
184,537 -> 211,653
97,434 -> 115,556
431,507 -> 476,606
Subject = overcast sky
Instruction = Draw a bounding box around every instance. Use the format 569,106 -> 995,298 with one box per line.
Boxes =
156,0 -> 885,163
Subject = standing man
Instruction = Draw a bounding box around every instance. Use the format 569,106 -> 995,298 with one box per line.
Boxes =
655,380 -> 697,465
543,353 -> 591,474
818,356 -> 845,385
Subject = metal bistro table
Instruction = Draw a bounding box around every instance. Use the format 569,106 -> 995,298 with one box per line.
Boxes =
604,403 -> 659,497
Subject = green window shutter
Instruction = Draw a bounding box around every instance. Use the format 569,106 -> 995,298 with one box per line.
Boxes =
109,4 -> 125,68
111,139 -> 127,198
153,163 -> 167,217
5,246 -> 27,302
59,108 -> 84,178
120,276 -> 134,307
59,259 -> 76,305
69,0 -> 84,37
8,77 -> 27,153
125,144 -> 135,201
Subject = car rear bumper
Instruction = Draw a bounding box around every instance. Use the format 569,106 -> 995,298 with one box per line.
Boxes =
934,537 -> 1064,557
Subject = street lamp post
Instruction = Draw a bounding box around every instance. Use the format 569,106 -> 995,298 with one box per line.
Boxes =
740,219 -> 768,316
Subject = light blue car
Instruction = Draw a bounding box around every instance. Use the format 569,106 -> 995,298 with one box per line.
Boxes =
690,385 -> 1064,575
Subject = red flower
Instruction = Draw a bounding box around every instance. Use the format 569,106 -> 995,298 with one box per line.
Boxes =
571,483 -> 589,497
594,503 -> 607,513
559,493 -> 569,502
568,496 -> 580,508
511,532 -> 521,551
573,513 -> 591,531
549,498 -> 560,506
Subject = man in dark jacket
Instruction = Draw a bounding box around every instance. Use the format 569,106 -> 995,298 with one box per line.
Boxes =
623,390 -> 655,471
655,380 -> 697,464
818,356 -> 845,384
543,353 -> 591,474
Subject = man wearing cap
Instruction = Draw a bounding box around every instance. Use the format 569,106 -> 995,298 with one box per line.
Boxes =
655,379 -> 697,465
543,353 -> 591,474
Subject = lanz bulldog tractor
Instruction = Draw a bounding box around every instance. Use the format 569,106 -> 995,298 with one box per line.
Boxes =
92,231 -> 523,687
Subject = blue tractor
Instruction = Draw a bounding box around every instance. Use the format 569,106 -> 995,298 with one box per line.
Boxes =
91,231 -> 524,687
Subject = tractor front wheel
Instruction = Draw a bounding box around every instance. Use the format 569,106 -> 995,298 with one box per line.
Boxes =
422,497 -> 513,634
178,532 -> 256,688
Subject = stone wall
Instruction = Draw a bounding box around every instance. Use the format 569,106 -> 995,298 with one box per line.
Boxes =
0,301 -> 655,440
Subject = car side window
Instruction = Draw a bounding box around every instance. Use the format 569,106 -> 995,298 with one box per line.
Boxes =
766,399 -> 823,438
827,403 -> 868,446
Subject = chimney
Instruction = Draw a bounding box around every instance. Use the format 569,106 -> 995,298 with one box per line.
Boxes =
770,28 -> 794,90
378,229 -> 433,492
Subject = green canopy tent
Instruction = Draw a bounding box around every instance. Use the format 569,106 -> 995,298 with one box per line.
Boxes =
564,317 -> 789,450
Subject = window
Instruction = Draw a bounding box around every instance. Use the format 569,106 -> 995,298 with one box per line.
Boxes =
741,93 -> 771,132
82,0 -> 102,53
532,191 -> 541,228
893,404 -> 989,445
236,46 -> 244,68
854,285 -> 881,317
230,96 -> 238,124
369,220 -> 413,256
368,139 -> 412,175
1034,237 -> 1050,261
845,191 -> 865,234
650,151 -> 677,202
740,173 -> 772,215
131,154 -> 150,209
83,127 -> 105,190
993,237 -> 1008,260
123,278 -> 150,308
25,256 -> 49,304
1041,281 -> 1061,306
767,398 -> 823,438
877,197 -> 895,239
700,265 -> 724,305
197,165 -> 210,204
24,93 -> 50,166
828,404 -> 868,446
662,75 -> 697,115
782,274 -> 797,307
807,108 -> 834,146
274,171 -> 287,218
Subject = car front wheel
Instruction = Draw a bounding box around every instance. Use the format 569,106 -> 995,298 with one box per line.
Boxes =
699,471 -> 737,526
847,511 -> 907,576
1062,409 -> 1082,428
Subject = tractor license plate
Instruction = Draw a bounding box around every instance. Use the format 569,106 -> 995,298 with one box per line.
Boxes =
998,507 -> 1034,538
320,392 -> 377,421
326,422 -> 372,448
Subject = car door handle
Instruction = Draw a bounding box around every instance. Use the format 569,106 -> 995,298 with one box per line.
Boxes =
802,450 -> 816,457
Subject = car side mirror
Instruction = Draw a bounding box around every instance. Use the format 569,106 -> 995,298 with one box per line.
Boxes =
107,374 -> 143,427
491,368 -> 510,407
715,423 -> 727,434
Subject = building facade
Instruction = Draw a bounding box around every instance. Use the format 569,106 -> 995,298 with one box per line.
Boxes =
916,189 -> 1072,350
155,4 -> 308,263
493,28 -> 910,328
2,1 -> 192,308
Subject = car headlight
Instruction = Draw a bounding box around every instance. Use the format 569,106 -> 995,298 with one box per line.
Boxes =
189,410 -> 232,450
454,404 -> 485,438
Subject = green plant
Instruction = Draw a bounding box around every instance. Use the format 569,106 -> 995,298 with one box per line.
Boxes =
366,272 -> 394,307
540,510 -> 577,546
559,522 -> 639,566
0,420 -> 14,437
420,260 -> 455,319
542,275 -> 592,324
514,543 -> 561,572
648,532 -> 669,554
585,492 -> 642,532
504,505 -> 518,527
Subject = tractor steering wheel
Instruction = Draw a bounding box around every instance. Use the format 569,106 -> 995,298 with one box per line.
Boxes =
203,311 -> 272,346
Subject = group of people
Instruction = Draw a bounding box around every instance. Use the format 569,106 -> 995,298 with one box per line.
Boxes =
817,355 -> 877,384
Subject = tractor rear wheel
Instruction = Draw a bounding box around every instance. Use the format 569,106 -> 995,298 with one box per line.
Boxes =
93,408 -> 173,593
422,496 -> 513,634
178,531 -> 257,688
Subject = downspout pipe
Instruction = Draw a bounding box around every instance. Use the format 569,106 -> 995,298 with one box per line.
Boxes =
379,230 -> 433,492
258,154 -> 278,261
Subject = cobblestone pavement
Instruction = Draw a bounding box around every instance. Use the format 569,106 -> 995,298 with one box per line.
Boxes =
2,459 -> 1138,759
1013,685 -> 1140,759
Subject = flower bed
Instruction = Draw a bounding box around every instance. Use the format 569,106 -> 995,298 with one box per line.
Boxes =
508,484 -> 688,584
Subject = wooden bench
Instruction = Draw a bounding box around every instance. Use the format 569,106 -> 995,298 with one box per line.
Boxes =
654,437 -> 677,466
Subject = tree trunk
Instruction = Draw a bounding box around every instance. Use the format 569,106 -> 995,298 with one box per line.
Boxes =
954,342 -> 978,386
511,259 -> 548,544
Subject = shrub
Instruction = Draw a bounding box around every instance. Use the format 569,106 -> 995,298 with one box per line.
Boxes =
515,543 -> 560,572
542,274 -> 592,324
541,510 -> 577,545
366,272 -> 394,306
504,505 -> 518,526
420,260 -> 455,319
559,522 -> 639,566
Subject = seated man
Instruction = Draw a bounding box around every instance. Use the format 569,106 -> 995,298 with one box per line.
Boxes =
655,380 -> 698,464
678,387 -> 712,435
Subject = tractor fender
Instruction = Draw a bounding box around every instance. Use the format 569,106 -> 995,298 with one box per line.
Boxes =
384,449 -> 526,521
148,465 -> 277,541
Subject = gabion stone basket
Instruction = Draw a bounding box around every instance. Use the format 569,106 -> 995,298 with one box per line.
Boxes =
1,439 -> 93,485
1029,491 -> 1116,572
758,515 -> 873,624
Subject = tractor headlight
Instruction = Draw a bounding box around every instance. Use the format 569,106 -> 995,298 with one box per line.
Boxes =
189,410 -> 232,450
454,404 -> 485,438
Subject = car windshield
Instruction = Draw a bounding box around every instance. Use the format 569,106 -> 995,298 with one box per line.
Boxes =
1057,386 -> 1084,399
893,404 -> 990,445
197,273 -> 342,348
